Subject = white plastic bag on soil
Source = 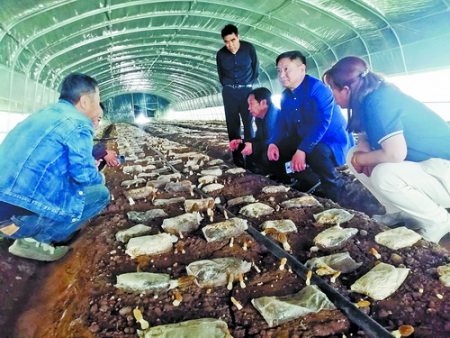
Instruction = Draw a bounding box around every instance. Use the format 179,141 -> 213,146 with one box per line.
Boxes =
374,226 -> 422,250
186,257 -> 251,287
281,196 -> 322,208
313,208 -> 354,225
260,219 -> 297,233
116,224 -> 152,243
350,262 -> 410,300
115,272 -> 170,292
126,233 -> 178,258
202,218 -> 248,242
305,252 -> 362,274
239,202 -> 275,218
127,209 -> 168,223
137,318 -> 232,338
161,212 -> 202,236
313,225 -> 358,250
252,285 -> 336,328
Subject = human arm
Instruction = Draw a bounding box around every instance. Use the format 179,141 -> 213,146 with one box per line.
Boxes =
216,52 -> 224,86
92,142 -> 107,160
229,139 -> 243,151
249,43 -> 259,83
351,133 -> 407,176
290,149 -> 307,172
267,143 -> 279,161
66,125 -> 104,185
241,142 -> 253,155
103,149 -> 120,167
297,81 -> 334,154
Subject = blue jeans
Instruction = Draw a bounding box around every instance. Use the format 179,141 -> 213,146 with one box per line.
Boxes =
3,184 -> 109,243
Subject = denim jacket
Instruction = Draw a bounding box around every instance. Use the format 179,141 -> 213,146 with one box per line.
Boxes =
0,100 -> 104,222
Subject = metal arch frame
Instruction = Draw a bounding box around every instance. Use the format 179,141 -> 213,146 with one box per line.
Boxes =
31,21 -> 324,86
19,2 -> 347,84
291,0 -> 373,67
1,0 -> 436,114
99,66 -> 219,98
40,32 -> 279,101
13,0 -> 337,68
51,37 -> 277,77
98,66 -> 218,100
7,2 -> 353,109
347,0 -> 407,72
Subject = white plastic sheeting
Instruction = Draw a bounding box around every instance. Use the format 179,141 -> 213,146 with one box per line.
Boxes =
1,0 -> 450,118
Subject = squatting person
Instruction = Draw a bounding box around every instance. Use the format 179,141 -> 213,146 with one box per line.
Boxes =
241,87 -> 279,175
268,51 -> 354,202
323,56 -> 450,243
0,73 -> 110,261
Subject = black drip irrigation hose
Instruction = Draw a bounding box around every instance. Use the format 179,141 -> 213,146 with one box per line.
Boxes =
150,145 -> 393,338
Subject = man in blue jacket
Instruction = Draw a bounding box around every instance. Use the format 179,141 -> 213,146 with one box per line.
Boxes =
240,87 -> 279,175
268,51 -> 353,201
0,73 -> 110,261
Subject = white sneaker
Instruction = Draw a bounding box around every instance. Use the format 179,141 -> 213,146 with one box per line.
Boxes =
419,218 -> 450,243
9,237 -> 69,261
372,212 -> 406,226
372,212 -> 421,229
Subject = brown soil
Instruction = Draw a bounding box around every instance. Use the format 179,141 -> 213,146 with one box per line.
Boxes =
1,121 -> 449,338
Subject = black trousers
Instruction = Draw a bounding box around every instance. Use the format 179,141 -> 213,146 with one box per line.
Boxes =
222,86 -> 254,167
274,140 -> 344,201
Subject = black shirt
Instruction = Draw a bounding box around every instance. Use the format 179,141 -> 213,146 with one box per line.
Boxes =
216,40 -> 259,86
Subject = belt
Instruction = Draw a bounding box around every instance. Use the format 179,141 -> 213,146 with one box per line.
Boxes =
224,84 -> 252,89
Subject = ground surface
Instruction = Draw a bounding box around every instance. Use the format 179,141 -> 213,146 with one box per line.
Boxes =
1,121 -> 449,338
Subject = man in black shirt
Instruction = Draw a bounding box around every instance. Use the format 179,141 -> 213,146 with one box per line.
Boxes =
216,24 -> 259,167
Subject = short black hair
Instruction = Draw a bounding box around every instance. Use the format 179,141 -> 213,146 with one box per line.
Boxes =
221,24 -> 238,38
248,87 -> 272,105
276,50 -> 307,67
99,102 -> 105,111
59,73 -> 98,104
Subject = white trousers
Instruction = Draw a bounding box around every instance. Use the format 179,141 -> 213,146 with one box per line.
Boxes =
347,147 -> 450,232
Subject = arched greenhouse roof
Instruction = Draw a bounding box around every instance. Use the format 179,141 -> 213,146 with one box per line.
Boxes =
1,0 -> 450,117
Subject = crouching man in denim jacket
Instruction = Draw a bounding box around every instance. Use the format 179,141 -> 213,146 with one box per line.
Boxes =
0,73 -> 110,261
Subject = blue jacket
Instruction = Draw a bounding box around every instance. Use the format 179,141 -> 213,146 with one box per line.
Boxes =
0,100 -> 105,222
251,104 -> 279,156
270,75 -> 353,165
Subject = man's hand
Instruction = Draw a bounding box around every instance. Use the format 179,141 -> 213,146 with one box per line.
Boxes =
229,139 -> 243,152
241,142 -> 253,156
104,150 -> 120,167
267,144 -> 279,161
291,149 -> 307,172
351,151 -> 374,176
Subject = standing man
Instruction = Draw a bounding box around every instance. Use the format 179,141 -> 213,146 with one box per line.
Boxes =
0,73 -> 110,261
216,24 -> 259,167
268,51 -> 353,202
241,87 -> 279,175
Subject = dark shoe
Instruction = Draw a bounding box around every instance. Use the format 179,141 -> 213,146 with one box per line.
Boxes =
232,152 -> 245,168
9,238 -> 69,262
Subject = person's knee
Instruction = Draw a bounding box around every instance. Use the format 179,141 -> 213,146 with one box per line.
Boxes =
345,147 -> 358,173
371,163 -> 402,191
99,185 -> 111,206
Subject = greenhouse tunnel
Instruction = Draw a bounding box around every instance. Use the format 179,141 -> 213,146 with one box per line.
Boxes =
1,1 -> 450,337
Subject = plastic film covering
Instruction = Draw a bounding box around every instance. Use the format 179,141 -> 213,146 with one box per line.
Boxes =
0,0 -> 449,117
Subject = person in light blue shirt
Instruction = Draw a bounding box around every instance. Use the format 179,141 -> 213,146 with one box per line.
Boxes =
324,56 -> 450,243
0,73 -> 110,261
268,51 -> 354,201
